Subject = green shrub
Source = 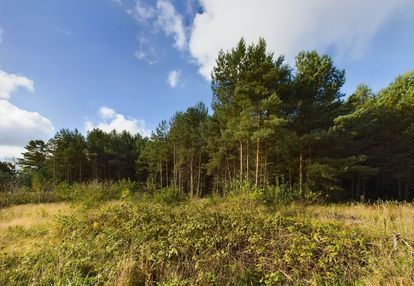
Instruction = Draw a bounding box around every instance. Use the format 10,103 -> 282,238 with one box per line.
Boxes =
0,201 -> 371,285
117,179 -> 140,199
55,181 -> 122,207
152,187 -> 188,204
224,179 -> 321,207
0,190 -> 64,209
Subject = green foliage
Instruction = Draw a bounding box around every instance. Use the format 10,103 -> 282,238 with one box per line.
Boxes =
152,187 -> 188,204
224,179 -> 321,206
0,161 -> 16,192
0,201 -> 370,285
0,190 -> 63,208
55,182 -> 122,207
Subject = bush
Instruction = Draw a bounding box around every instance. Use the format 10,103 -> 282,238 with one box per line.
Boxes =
0,190 -> 64,209
55,181 -> 122,207
152,187 -> 188,204
224,179 -> 321,207
0,201 -> 371,285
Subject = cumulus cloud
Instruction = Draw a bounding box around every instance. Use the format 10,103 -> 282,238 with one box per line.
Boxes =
85,107 -> 151,137
98,106 -> 117,119
0,70 -> 54,159
128,0 -> 187,51
0,145 -> 26,160
189,0 -> 414,79
167,69 -> 181,88
0,70 -> 34,99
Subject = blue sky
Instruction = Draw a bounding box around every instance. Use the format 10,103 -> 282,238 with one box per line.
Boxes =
1,0 -> 414,159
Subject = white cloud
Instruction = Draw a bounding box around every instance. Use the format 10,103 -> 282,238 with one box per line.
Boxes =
129,0 -> 155,23
129,0 -> 187,51
134,36 -> 161,65
0,100 -> 54,147
167,69 -> 181,88
98,106 -> 116,119
0,70 -> 54,159
85,107 -> 151,137
0,145 -> 26,160
155,0 -> 186,50
189,0 -> 414,79
0,70 -> 34,99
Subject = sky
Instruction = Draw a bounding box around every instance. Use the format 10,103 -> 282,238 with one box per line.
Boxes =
1,0 -> 414,160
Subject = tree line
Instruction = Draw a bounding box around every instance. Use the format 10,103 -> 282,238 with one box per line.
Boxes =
1,38 -> 413,201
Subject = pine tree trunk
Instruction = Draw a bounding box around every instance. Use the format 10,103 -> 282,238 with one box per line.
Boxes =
246,142 -> 249,181
117,164 -> 120,181
190,156 -> 194,198
197,152 -> 201,197
173,145 -> 177,189
362,179 -> 366,201
255,138 -> 260,187
299,152 -> 303,194
226,153 -> 232,181
351,176 -> 354,199
240,141 -> 243,179
165,161 -> 169,187
356,176 -> 361,201
53,156 -> 56,185
94,159 -> 98,181
178,167 -> 182,193
255,113 -> 261,187
160,161 -> 163,189
264,155 -> 268,185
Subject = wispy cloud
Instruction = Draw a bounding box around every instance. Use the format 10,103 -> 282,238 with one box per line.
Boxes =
127,0 -> 187,62
134,35 -> 161,65
167,69 -> 181,88
111,0 -> 122,6
54,27 -> 73,36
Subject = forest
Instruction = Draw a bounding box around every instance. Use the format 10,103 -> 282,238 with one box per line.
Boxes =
2,38 -> 413,201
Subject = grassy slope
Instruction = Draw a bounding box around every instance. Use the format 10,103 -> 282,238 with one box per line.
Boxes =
0,201 -> 413,285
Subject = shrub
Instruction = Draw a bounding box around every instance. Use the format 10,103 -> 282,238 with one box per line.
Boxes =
0,190 -> 64,209
224,179 -> 321,207
152,187 -> 188,204
0,201 -> 371,285
55,182 -> 122,207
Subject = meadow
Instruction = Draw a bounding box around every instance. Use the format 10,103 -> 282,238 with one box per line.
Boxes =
1,184 -> 413,285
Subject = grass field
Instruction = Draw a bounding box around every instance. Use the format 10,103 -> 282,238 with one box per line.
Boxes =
1,199 -> 413,285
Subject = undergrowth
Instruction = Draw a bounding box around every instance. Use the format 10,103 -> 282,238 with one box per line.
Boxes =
1,200 -> 371,285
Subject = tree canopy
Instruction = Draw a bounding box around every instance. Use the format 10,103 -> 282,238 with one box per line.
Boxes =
4,39 -> 414,201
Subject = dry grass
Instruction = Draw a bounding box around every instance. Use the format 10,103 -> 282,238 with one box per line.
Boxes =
0,202 -> 70,231
286,202 -> 414,285
289,202 -> 414,238
0,202 -> 71,255
1,201 -> 414,285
